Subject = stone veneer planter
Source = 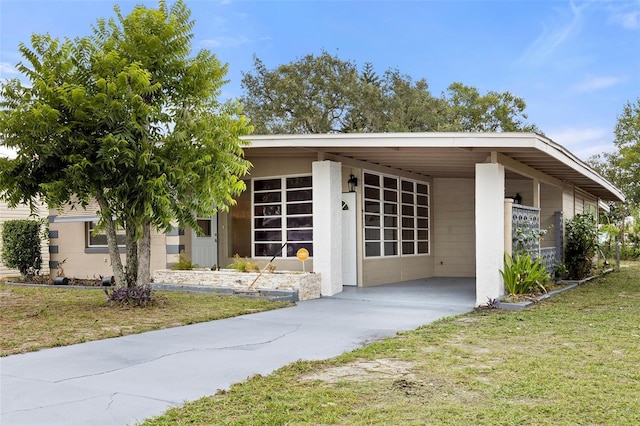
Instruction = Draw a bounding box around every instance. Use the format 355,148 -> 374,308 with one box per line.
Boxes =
153,269 -> 322,301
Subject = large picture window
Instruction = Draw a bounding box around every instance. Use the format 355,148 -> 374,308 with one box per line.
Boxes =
363,171 -> 429,258
253,175 -> 313,258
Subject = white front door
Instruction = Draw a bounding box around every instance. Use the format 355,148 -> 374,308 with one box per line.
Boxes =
342,192 -> 357,286
192,216 -> 218,268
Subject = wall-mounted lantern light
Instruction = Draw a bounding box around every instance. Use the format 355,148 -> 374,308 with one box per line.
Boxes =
348,174 -> 358,192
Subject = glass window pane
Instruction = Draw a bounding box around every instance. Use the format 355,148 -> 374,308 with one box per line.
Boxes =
287,216 -> 313,228
287,189 -> 312,202
255,230 -> 282,241
384,242 -> 398,256
417,183 -> 428,194
402,192 -> 413,204
402,205 -> 413,216
365,214 -> 380,227
365,242 -> 381,257
287,203 -> 312,215
255,243 -> 283,257
417,195 -> 429,206
197,219 -> 211,237
364,173 -> 379,187
287,243 -> 313,257
384,229 -> 397,240
384,216 -> 397,227
286,176 -> 312,189
402,180 -> 413,191
417,207 -> 428,217
287,230 -> 312,241
254,179 -> 281,191
254,192 -> 281,203
383,176 -> 397,189
384,190 -> 397,202
90,234 -> 108,246
418,230 -> 429,240
418,242 -> 429,254
402,217 -> 414,228
364,186 -> 380,200
402,242 -> 414,255
254,217 -> 282,229
417,218 -> 428,228
254,204 -> 281,216
365,228 -> 380,240
402,229 -> 414,240
384,203 -> 397,214
364,201 -> 380,213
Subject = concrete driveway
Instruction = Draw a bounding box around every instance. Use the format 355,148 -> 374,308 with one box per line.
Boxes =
1,278 -> 475,426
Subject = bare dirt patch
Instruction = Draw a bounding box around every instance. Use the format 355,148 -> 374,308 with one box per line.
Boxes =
300,358 -> 416,383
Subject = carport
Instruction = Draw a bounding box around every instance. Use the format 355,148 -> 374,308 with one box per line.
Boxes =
234,132 -> 624,306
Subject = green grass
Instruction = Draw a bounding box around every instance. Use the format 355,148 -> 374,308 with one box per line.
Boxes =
0,284 -> 291,356
143,263 -> 640,425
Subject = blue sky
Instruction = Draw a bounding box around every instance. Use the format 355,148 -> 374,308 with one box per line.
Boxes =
1,0 -> 639,160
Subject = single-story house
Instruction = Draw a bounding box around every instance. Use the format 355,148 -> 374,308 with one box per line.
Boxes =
47,132 -> 624,305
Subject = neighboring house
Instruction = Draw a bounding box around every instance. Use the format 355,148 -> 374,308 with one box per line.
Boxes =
48,132 -> 624,305
0,199 -> 50,278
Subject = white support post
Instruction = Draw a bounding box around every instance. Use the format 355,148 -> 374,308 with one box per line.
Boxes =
504,198 -> 513,257
312,160 -> 343,296
532,178 -> 540,208
475,163 -> 505,306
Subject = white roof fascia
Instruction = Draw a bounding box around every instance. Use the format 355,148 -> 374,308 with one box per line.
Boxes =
243,132 -> 624,202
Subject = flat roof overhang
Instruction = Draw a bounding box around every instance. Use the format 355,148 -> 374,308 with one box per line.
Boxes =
242,132 -> 624,202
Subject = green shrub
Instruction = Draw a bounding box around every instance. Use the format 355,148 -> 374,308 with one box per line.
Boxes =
565,214 -> 598,280
226,254 -> 259,272
500,253 -> 549,295
171,254 -> 198,270
1,219 -> 43,278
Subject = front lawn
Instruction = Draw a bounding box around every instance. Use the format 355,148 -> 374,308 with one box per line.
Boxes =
0,283 -> 291,356
144,264 -> 640,425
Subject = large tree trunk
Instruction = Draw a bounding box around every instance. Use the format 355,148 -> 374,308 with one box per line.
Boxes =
124,221 -> 138,288
136,221 -> 151,287
96,196 -> 126,288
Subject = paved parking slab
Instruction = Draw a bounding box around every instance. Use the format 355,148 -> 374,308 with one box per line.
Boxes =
1,278 -> 475,426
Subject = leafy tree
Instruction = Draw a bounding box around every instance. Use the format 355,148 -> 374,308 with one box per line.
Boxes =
241,51 -> 360,134
611,98 -> 640,203
442,82 -> 540,132
0,0 -> 251,289
241,52 -> 539,134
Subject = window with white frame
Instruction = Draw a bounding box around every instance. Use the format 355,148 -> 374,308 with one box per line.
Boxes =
253,175 -> 313,258
401,179 -> 430,255
363,171 -> 429,257
86,221 -> 126,247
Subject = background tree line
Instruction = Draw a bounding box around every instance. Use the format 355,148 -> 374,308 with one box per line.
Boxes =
240,50 -> 540,134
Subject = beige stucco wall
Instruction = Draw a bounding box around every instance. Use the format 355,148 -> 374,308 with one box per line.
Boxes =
0,201 -> 50,277
50,203 -> 167,279
432,178 -> 475,277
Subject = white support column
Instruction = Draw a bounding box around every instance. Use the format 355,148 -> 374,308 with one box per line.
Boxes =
475,163 -> 505,306
504,198 -> 513,257
312,160 -> 343,296
532,178 -> 540,208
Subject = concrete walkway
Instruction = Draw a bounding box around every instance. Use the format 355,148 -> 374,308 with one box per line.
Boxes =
1,278 -> 475,426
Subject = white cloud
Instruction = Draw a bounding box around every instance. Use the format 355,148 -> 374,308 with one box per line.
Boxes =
571,75 -> 625,93
613,10 -> 640,29
548,126 -> 615,160
519,1 -> 587,66
201,36 -> 249,48
0,61 -> 19,78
